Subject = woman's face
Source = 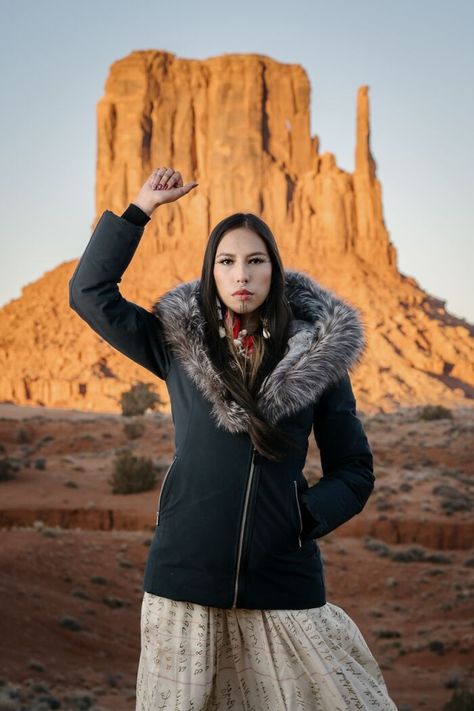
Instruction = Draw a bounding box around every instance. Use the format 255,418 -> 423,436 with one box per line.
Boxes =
213,227 -> 272,321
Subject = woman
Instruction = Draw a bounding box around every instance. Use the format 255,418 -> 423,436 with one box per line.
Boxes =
69,167 -> 398,710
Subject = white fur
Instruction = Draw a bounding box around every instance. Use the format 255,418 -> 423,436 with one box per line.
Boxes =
152,270 -> 367,433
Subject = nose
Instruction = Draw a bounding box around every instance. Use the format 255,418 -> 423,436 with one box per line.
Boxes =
235,264 -> 250,283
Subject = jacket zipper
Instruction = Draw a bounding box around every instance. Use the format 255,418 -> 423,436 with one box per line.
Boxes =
293,480 -> 303,547
156,454 -> 177,526
232,445 -> 256,608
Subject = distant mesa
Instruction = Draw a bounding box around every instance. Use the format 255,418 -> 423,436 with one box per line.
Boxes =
0,50 -> 472,412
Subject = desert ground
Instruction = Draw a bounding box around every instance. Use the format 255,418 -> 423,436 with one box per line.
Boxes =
0,402 -> 472,710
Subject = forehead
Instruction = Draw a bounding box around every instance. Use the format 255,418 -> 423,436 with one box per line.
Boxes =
217,227 -> 268,255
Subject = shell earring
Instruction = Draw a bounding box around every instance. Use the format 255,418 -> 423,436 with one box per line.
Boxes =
261,316 -> 270,339
216,296 -> 226,338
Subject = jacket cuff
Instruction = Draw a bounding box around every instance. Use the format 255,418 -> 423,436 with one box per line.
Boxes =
121,203 -> 151,227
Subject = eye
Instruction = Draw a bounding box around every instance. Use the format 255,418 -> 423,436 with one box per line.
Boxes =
217,257 -> 266,265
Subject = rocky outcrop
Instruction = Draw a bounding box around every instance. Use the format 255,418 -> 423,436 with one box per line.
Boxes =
0,509 -> 471,550
0,50 -> 472,413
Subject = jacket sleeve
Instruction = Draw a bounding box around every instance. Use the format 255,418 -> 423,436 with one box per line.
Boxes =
68,209 -> 172,380
299,371 -> 375,539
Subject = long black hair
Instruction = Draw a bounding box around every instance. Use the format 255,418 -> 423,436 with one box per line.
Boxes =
198,212 -> 301,461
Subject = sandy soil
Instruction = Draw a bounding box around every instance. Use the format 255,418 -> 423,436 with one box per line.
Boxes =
0,402 -> 473,710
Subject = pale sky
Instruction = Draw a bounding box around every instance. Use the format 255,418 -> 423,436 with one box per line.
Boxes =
1,0 -> 472,321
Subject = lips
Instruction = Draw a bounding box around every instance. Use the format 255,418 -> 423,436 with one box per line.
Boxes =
233,290 -> 253,295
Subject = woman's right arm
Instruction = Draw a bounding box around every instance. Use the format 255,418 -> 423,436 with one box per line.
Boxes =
68,167 -> 198,381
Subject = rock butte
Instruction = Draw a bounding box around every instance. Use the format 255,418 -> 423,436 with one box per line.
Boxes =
0,50 -> 472,413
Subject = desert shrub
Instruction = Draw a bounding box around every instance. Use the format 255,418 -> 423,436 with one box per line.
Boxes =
443,688 -> 474,709
28,659 -> 45,672
123,418 -> 145,439
0,457 -> 15,481
424,553 -> 453,564
16,427 -> 32,443
65,690 -> 95,710
120,382 -> 161,416
108,450 -> 157,494
72,589 -> 90,600
433,484 -> 462,499
429,639 -> 445,654
102,595 -> 129,608
363,537 -> 392,557
90,575 -> 108,585
374,629 -> 401,639
419,405 -> 453,421
106,672 -> 123,688
442,499 -> 471,512
58,615 -> 83,632
118,558 -> 134,568
391,545 -> 426,563
41,527 -> 59,538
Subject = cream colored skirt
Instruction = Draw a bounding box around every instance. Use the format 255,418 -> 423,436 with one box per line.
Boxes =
136,592 -> 398,710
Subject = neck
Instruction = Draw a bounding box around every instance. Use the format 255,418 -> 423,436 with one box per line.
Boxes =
236,310 -> 260,333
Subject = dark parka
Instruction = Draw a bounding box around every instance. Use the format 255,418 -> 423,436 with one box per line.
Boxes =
69,209 -> 375,610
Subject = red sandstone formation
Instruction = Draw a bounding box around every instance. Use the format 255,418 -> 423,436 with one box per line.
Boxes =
0,51 -> 472,413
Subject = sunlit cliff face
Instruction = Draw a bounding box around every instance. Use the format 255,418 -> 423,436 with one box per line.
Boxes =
213,227 -> 273,332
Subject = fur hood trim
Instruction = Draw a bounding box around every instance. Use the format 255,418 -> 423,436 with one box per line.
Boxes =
151,270 -> 367,433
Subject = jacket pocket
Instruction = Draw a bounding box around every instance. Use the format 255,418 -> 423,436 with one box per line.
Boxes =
156,454 -> 178,526
292,480 -> 303,548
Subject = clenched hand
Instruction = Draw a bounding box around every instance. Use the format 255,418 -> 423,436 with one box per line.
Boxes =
132,167 -> 199,217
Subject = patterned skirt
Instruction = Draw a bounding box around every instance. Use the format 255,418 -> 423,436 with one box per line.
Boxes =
135,592 -> 398,710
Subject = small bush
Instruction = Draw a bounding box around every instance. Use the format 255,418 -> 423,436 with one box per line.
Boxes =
102,596 -> 129,608
16,428 -> 32,443
429,639 -> 445,654
419,405 -> 453,421
90,575 -> 108,585
65,690 -> 95,710
58,615 -> 83,632
0,457 -> 15,481
28,659 -> 45,672
120,382 -> 162,416
391,545 -> 426,563
363,537 -> 392,557
443,688 -> 474,710
374,629 -> 401,639
108,451 -> 158,494
118,558 -> 134,569
72,589 -> 91,600
123,419 -> 145,439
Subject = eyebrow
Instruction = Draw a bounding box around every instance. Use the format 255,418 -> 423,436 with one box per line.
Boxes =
216,252 -> 268,257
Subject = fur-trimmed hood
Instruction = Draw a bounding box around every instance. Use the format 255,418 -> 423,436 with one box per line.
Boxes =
152,270 -> 367,434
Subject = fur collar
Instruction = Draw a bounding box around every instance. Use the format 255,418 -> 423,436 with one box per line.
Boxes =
152,270 -> 366,433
